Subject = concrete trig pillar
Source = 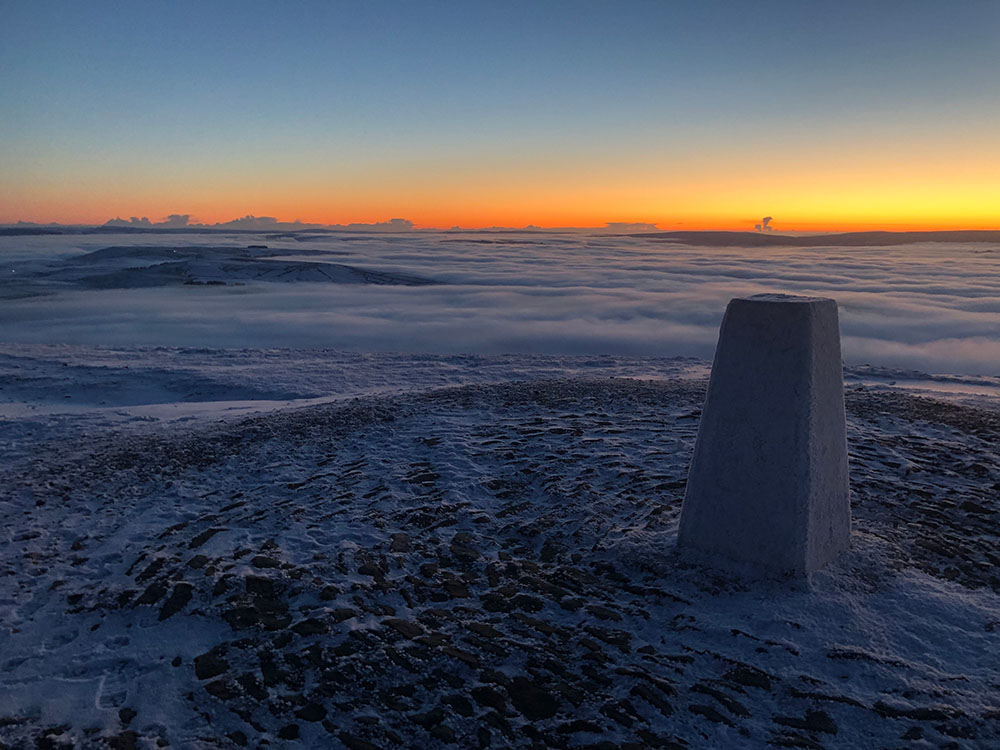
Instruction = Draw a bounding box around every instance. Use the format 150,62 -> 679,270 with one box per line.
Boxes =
678,294 -> 850,576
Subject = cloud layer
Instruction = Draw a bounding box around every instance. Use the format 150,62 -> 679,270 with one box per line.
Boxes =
1,232 -> 998,376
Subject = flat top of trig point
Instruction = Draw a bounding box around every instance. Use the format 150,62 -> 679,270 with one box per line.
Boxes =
739,293 -> 834,304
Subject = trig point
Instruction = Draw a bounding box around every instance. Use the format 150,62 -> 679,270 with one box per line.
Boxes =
678,294 -> 851,576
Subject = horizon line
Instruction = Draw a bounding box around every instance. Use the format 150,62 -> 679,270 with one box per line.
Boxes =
4,221 -> 1000,239
4,215 -> 1000,235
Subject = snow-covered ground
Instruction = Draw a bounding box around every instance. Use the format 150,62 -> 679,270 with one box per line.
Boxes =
1,233 -> 998,748
1,346 -> 998,749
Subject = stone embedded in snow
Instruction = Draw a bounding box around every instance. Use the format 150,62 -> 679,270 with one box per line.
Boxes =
678,294 -> 851,575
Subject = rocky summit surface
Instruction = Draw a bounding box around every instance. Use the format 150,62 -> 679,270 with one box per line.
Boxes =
1,378 -> 999,749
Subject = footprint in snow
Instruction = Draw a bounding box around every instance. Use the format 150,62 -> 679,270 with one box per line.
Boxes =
96,669 -> 129,710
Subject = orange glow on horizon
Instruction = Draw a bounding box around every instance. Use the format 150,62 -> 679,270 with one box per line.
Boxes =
3,147 -> 998,232
4,207 -> 995,235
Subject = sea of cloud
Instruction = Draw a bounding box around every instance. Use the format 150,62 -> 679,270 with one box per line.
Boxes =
1,231 -> 998,376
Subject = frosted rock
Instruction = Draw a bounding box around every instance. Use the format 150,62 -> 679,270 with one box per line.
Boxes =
678,294 -> 851,575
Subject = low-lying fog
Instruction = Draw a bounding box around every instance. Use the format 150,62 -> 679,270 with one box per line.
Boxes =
1,231 -> 998,376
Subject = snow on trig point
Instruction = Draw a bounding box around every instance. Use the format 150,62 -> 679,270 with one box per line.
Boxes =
678,294 -> 851,576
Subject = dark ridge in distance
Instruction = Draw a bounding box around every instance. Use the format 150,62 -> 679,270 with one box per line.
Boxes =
0,227 -> 66,236
639,230 -> 1000,247
4,226 -> 999,244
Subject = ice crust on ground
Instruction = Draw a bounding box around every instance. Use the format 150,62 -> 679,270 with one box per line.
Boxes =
1,350 -> 998,749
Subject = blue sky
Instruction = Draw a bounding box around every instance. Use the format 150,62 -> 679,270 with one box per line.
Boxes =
3,0 -> 998,227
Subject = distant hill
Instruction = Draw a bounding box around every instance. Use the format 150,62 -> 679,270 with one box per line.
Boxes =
0,227 -> 65,236
639,230 -> 1000,246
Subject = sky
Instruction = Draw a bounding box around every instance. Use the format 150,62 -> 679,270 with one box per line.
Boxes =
2,0 -> 999,230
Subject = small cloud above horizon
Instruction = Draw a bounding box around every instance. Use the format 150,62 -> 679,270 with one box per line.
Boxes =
17,215 -> 667,233
754,216 -> 774,232
101,215 -> 416,232
105,214 -> 193,229
602,222 -> 660,233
